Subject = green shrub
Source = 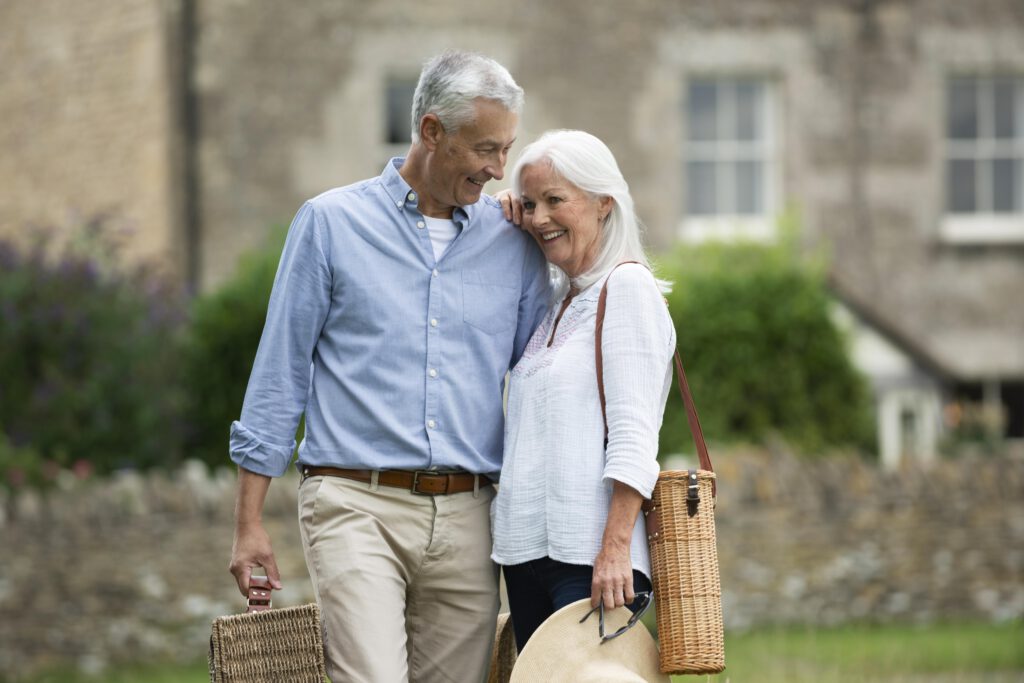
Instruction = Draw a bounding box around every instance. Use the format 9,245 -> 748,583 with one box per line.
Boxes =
0,434 -> 45,491
182,229 -> 288,467
656,232 -> 874,456
0,218 -> 186,480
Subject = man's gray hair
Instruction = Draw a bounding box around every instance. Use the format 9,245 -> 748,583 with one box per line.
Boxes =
410,50 -> 524,143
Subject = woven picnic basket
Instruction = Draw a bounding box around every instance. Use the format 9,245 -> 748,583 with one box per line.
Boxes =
209,577 -> 326,683
595,265 -> 725,675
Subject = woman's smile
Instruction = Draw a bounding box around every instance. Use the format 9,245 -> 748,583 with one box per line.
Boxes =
539,229 -> 567,241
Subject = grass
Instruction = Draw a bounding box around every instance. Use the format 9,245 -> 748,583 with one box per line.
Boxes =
11,621 -> 1023,682
690,621 -> 1024,683
14,662 -> 211,683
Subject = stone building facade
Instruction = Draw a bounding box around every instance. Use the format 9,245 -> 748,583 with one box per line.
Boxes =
0,0 -> 188,268
3,0 -> 1024,455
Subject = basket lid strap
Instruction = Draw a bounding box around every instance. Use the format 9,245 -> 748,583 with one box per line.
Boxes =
595,263 -> 715,479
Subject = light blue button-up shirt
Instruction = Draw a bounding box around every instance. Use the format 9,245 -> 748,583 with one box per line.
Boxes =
229,159 -> 551,478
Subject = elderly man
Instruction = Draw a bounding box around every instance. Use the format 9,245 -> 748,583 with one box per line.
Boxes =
227,51 -> 549,682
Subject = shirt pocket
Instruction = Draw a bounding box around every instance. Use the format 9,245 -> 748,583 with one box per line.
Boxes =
462,270 -> 519,335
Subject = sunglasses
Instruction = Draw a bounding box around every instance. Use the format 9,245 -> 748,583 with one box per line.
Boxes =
578,591 -> 653,643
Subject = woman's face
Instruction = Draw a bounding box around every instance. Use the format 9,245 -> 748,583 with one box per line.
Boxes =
519,162 -> 612,280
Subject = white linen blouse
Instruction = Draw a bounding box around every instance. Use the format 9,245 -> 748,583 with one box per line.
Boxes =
491,264 -> 676,577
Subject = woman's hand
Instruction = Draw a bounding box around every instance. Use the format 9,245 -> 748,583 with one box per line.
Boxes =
591,538 -> 635,609
591,480 -> 645,608
494,188 -> 524,226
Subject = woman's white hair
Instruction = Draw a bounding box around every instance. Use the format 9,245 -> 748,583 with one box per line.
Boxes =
512,129 -> 671,298
410,51 -> 524,143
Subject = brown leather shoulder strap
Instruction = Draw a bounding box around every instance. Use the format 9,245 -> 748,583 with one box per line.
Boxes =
595,263 -> 715,476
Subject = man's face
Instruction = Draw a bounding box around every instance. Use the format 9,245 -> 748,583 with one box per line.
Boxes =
421,98 -> 518,217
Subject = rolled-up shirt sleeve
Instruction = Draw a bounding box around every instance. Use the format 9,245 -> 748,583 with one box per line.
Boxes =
600,264 -> 675,498
229,202 -> 332,477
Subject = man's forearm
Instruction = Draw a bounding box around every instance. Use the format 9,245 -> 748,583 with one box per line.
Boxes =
229,467 -> 282,594
234,467 -> 272,526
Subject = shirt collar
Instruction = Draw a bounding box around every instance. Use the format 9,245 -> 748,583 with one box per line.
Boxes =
380,157 -> 475,228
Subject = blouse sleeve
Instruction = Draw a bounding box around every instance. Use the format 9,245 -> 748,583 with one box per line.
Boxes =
600,264 -> 676,498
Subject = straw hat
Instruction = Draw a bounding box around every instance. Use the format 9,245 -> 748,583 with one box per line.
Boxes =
509,599 -> 669,683
487,612 -> 518,683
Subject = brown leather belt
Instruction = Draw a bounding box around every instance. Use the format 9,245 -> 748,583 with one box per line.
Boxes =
302,466 -> 492,495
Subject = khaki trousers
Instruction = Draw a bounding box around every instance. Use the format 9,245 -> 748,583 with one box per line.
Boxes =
298,474 -> 499,683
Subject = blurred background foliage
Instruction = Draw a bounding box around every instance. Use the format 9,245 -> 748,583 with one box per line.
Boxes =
181,228 -> 284,466
0,220 -> 287,490
656,221 -> 875,458
0,216 -> 872,491
0,219 -> 187,484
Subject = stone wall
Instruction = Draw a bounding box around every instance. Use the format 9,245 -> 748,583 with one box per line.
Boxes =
1,451 -> 1021,680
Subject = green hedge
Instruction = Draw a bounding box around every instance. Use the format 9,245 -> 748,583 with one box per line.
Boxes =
0,221 -> 186,485
182,229 -> 287,467
657,236 -> 874,457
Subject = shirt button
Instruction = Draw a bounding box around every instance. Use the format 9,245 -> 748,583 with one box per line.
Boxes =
408,192 -> 417,201
427,419 -> 436,429
432,269 -> 439,277
417,220 -> 425,229
430,318 -> 438,327
429,368 -> 438,378
395,200 -> 402,207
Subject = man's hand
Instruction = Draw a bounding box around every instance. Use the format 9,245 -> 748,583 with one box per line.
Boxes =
494,188 -> 524,226
229,520 -> 283,597
229,468 -> 283,597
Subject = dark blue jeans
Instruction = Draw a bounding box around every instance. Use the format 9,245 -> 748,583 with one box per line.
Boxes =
502,556 -> 652,651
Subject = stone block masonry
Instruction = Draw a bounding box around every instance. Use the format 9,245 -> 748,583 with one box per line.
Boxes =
1,452 -> 1021,679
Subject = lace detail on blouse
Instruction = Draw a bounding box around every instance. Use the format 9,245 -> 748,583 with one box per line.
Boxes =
513,287 -> 602,381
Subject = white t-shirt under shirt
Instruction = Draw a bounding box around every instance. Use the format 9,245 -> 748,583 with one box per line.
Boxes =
490,264 -> 676,578
423,216 -> 460,261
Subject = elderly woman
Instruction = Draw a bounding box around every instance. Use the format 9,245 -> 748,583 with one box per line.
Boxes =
491,130 -> 676,651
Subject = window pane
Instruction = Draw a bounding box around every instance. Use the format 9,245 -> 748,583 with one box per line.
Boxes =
736,161 -> 763,214
688,81 -> 718,141
948,79 -> 978,140
687,161 -> 717,215
993,158 -> 1018,213
386,80 -> 416,144
948,159 -> 976,213
735,81 -> 763,142
993,79 -> 1017,139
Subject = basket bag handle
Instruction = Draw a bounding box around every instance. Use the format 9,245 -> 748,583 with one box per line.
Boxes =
594,263 -> 715,496
247,576 -> 274,612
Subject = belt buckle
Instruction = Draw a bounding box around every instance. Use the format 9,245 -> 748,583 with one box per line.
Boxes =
411,470 -> 443,495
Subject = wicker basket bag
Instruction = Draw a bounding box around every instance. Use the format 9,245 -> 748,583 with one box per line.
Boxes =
209,577 -> 326,683
644,468 -> 723,674
595,265 -> 725,676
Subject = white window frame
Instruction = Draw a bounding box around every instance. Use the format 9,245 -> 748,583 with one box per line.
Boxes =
680,76 -> 781,243
940,74 -> 1024,244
